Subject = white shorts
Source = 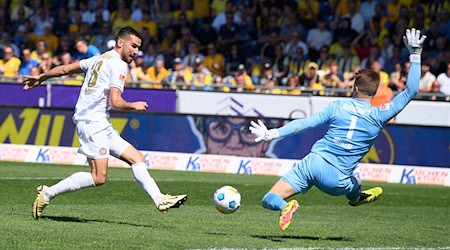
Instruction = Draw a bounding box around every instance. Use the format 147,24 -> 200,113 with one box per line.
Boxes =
76,121 -> 131,159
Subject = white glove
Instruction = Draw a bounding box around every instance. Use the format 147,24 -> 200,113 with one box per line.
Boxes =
403,28 -> 426,55
249,119 -> 279,142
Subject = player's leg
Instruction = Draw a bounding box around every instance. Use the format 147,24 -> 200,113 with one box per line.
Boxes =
347,175 -> 383,206
109,132 -> 187,212
261,153 -> 315,230
32,123 -> 109,219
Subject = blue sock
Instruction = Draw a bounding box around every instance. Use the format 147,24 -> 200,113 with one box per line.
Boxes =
261,193 -> 287,211
346,176 -> 362,204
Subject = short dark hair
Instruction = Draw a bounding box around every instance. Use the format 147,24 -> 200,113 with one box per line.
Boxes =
354,69 -> 380,96
116,26 -> 142,42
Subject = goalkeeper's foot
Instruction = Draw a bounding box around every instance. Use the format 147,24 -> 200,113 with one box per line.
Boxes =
279,200 -> 299,231
349,187 -> 383,206
32,185 -> 50,219
156,194 -> 187,213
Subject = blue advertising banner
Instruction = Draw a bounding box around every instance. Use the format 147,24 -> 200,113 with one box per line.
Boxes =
0,106 -> 449,167
0,83 -> 176,112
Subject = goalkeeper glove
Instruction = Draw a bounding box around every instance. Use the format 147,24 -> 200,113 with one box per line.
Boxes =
403,28 -> 426,62
249,119 -> 279,142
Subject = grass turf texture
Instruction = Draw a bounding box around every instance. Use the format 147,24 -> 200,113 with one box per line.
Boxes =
0,161 -> 449,249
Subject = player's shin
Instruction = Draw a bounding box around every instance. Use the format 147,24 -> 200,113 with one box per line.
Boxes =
46,172 -> 96,201
131,162 -> 164,204
261,193 -> 287,210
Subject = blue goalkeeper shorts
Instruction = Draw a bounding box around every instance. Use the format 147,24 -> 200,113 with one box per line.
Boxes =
281,152 -> 359,196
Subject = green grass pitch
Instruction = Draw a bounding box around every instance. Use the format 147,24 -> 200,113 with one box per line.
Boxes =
0,161 -> 449,249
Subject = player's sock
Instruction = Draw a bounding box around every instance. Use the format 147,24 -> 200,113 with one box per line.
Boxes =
261,193 -> 287,210
131,162 -> 164,204
346,179 -> 362,204
45,172 -> 95,201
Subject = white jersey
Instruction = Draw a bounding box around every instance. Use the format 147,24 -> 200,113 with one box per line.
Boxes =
73,50 -> 127,123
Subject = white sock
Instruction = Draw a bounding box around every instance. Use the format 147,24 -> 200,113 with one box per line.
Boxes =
131,162 -> 164,204
44,172 -> 95,201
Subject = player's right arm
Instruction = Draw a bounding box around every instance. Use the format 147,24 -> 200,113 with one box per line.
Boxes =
109,87 -> 148,112
23,62 -> 84,90
379,28 -> 426,123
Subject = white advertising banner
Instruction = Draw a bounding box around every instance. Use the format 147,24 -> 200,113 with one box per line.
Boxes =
177,91 -> 450,127
1,144 -> 449,187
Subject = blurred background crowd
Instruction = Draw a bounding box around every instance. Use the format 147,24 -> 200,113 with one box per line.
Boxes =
0,0 -> 449,99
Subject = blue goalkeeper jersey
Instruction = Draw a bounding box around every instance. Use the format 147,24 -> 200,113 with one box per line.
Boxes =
277,62 -> 421,176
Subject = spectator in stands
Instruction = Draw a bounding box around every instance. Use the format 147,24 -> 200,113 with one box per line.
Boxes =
344,0 -> 364,33
316,45 -> 332,72
203,42 -> 225,77
74,39 -> 100,61
282,75 -> 301,95
389,18 -> 409,48
436,62 -> 450,95
145,58 -> 170,88
90,10 -> 107,36
306,18 -> 333,61
386,0 -> 402,24
193,0 -> 211,21
10,0 -> 32,23
287,47 -> 310,78
239,15 -> 258,59
79,1 -> 94,25
436,10 -> 450,39
32,7 -> 53,37
259,62 -> 276,87
217,12 -> 241,54
54,35 -> 75,58
231,64 -> 254,93
69,13 -> 83,38
425,80 -> 446,101
196,18 -> 218,50
299,62 -> 320,88
224,44 -> 244,77
259,31 -> 279,62
143,42 -> 164,68
136,10 -> 158,40
359,0 -> 377,24
361,44 -> 384,70
131,0 -> 151,22
183,41 -> 204,69
333,17 -> 358,47
37,22 -> 59,53
38,52 -> 53,73
320,60 -> 345,89
371,60 -> 389,87
212,1 -> 242,32
53,8 -> 71,37
211,0 -> 227,17
168,57 -> 193,89
284,32 -> 308,59
91,23 -> 116,53
10,6 -> 28,36
58,52 -> 83,85
279,15 -> 305,45
128,51 -> 152,88
419,61 -> 436,92
337,45 -> 360,75
272,43 -> 289,86
297,0 -> 319,29
112,8 -> 134,35
18,48 -> 38,76
389,62 -> 406,91
154,0 -> 173,31
0,45 -> 21,78
12,25 -> 33,51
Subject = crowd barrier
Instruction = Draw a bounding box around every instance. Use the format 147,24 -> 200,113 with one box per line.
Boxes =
1,143 -> 448,187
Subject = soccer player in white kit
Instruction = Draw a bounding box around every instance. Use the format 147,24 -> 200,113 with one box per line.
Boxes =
24,27 -> 187,219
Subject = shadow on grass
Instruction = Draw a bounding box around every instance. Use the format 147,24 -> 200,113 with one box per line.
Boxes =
251,235 -> 350,242
43,216 -> 154,228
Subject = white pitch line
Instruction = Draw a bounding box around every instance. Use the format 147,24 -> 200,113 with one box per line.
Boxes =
0,177 -> 177,182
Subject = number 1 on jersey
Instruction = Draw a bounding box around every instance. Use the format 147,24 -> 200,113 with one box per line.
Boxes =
346,116 -> 358,139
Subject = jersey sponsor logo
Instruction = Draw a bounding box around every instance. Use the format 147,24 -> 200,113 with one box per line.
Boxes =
119,74 -> 125,80
380,103 -> 390,111
100,148 -> 107,155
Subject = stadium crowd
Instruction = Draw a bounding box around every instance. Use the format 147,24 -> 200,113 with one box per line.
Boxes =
0,0 -> 449,99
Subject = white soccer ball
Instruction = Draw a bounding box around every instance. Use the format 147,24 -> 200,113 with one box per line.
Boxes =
213,185 -> 241,214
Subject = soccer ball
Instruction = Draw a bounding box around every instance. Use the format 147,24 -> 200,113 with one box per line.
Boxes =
213,185 -> 241,214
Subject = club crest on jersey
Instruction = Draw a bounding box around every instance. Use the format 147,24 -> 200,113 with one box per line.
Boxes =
119,74 -> 125,80
380,103 -> 390,111
100,148 -> 107,155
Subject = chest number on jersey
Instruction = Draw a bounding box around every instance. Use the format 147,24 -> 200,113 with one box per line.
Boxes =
346,116 -> 358,139
87,60 -> 104,87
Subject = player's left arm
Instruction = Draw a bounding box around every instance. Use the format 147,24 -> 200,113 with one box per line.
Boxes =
23,62 -> 84,90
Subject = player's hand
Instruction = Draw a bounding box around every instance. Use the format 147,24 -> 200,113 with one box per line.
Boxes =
132,101 -> 148,112
403,28 -> 426,55
23,75 -> 42,90
249,119 -> 279,142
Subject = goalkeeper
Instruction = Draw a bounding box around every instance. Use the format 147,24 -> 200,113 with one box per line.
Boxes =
250,28 -> 426,231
